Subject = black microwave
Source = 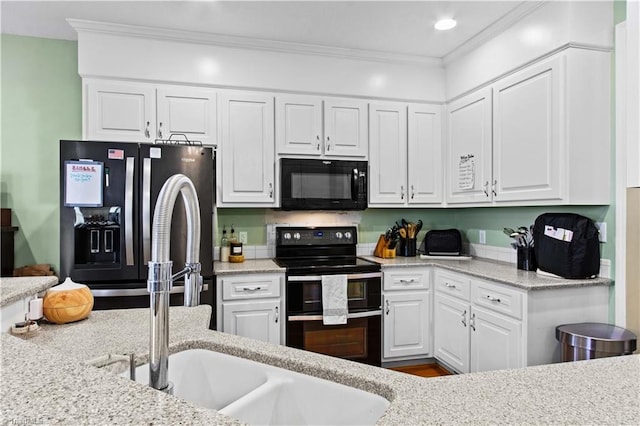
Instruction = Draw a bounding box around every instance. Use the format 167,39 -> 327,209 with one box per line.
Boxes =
280,158 -> 368,210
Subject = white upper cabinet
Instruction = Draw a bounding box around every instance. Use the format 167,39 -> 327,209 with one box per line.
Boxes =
276,95 -> 323,156
446,87 -> 493,205
492,55 -> 562,202
276,95 -> 368,158
369,102 -> 443,207
323,98 -> 368,158
368,102 -> 407,204
407,104 -> 443,204
445,48 -> 610,206
85,79 -> 156,142
156,86 -> 217,146
219,90 -> 276,206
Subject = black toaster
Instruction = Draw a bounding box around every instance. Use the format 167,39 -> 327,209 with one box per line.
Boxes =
421,229 -> 462,256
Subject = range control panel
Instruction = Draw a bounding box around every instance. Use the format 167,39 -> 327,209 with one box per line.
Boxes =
276,226 -> 357,246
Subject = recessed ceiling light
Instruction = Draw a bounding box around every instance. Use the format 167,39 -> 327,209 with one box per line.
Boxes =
435,18 -> 457,31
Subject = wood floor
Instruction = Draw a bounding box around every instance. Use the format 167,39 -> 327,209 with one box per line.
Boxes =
389,363 -> 453,378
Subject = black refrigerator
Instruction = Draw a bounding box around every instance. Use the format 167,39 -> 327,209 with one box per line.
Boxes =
59,140 -> 214,312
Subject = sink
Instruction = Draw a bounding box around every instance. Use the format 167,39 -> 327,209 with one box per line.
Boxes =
129,349 -> 269,410
126,348 -> 389,425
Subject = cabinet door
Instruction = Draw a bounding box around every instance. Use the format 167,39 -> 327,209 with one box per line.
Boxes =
383,292 -> 431,359
470,306 -> 523,373
156,86 -> 217,146
86,80 -> 155,142
219,91 -> 275,205
492,56 -> 563,202
368,102 -> 407,205
446,88 -> 493,204
222,300 -> 281,345
276,95 -> 323,156
408,104 -> 443,204
324,99 -> 368,158
434,293 -> 470,373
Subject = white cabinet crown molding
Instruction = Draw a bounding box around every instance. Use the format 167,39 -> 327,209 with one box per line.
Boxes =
67,18 -> 441,67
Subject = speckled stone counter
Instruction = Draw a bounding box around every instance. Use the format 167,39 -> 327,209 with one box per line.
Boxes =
214,259 -> 284,275
361,255 -> 613,290
0,276 -> 58,307
2,305 -> 638,425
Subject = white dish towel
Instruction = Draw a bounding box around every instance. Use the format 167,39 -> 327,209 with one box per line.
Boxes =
321,274 -> 348,325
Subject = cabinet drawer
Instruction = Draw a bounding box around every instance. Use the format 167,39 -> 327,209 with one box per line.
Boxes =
434,269 -> 470,301
221,274 -> 282,301
471,279 -> 523,320
383,267 -> 430,291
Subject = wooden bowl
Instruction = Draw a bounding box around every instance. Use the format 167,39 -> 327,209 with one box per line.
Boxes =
43,278 -> 94,324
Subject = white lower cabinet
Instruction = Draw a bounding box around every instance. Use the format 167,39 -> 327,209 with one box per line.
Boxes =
382,267 -> 431,361
217,272 -> 284,345
434,268 -> 523,374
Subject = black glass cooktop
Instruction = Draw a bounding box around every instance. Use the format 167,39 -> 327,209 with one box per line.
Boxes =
274,256 -> 380,275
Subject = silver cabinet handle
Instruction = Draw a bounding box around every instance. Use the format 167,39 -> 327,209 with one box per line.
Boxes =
400,185 -> 405,200
269,183 -> 273,198
399,278 -> 416,284
125,157 -> 135,266
316,135 -> 320,151
444,282 -> 456,289
470,313 -> 476,331
485,295 -> 501,303
242,286 -> 262,292
461,309 -> 467,327
411,185 -> 415,199
492,179 -> 497,196
275,306 -> 279,323
142,158 -> 152,265
158,122 -> 163,139
483,181 -> 489,197
144,121 -> 150,138
385,299 -> 390,315
326,136 -> 331,151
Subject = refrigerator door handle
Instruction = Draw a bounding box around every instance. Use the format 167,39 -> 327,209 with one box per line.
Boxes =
143,157 -> 152,265
125,157 -> 135,266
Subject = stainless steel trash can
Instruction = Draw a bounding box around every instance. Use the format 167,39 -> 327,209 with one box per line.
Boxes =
556,323 -> 637,362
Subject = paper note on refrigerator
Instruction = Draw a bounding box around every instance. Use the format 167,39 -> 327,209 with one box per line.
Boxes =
64,160 -> 104,207
458,154 -> 475,190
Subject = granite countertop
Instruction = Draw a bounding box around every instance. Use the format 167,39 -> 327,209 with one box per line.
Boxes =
2,305 -> 638,425
0,276 -> 59,307
214,259 -> 285,275
360,255 -> 613,291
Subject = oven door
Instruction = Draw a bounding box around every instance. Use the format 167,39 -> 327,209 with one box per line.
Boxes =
285,271 -> 382,366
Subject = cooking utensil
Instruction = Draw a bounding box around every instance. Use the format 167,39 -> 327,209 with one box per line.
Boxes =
399,228 -> 407,239
415,220 -> 423,235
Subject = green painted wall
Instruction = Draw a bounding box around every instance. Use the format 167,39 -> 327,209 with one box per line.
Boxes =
0,35 -> 82,273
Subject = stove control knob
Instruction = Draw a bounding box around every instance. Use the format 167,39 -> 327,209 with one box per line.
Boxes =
283,232 -> 291,240
344,231 -> 352,240
335,232 -> 343,239
293,232 -> 301,240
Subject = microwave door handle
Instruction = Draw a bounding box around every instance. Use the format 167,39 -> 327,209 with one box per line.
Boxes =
352,168 -> 359,201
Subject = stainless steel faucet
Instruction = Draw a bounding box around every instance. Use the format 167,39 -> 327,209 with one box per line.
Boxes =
147,174 -> 202,392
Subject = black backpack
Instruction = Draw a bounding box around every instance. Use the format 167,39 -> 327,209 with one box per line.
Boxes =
532,213 -> 600,279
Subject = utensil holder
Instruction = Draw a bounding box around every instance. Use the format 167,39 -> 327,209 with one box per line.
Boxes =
399,238 -> 417,257
517,246 -> 537,271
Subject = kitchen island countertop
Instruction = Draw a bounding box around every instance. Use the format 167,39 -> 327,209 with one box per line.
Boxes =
0,275 -> 58,307
2,305 -> 638,425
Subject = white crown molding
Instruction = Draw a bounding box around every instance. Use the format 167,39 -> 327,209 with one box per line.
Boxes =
67,18 -> 442,67
443,1 -> 548,66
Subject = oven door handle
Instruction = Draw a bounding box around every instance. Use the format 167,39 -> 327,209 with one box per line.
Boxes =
286,272 -> 382,282
288,310 -> 382,322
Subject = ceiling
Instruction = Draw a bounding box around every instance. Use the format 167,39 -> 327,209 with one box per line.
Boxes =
1,1 -> 531,60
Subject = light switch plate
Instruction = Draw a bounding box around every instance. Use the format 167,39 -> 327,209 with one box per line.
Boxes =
239,232 -> 248,244
595,222 -> 607,243
479,230 -> 486,245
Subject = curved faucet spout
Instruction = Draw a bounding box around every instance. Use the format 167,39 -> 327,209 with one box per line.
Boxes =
147,174 -> 202,392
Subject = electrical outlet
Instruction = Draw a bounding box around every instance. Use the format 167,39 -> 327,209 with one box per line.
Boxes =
595,222 -> 607,243
479,230 -> 486,245
239,231 -> 248,244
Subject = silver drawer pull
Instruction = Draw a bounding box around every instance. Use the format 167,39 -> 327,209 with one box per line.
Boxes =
444,282 -> 456,289
399,279 -> 416,284
485,295 -> 501,303
242,286 -> 262,292
461,309 -> 467,327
